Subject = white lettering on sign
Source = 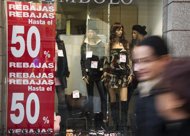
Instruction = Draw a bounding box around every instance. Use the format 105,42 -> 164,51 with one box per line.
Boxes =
60,0 -> 133,4
9,11 -> 55,19
7,128 -> 53,134
11,26 -> 40,58
9,72 -> 54,78
8,79 -> 54,85
9,62 -> 54,68
10,93 -> 40,124
8,4 -> 54,12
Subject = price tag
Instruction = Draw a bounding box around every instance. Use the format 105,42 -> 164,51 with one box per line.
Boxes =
86,51 -> 93,58
91,61 -> 98,69
120,54 -> 126,62
72,90 -> 80,98
58,50 -> 64,57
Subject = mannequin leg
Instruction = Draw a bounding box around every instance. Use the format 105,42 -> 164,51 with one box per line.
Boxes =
109,88 -> 119,130
119,87 -> 128,132
56,86 -> 68,132
86,79 -> 94,115
86,79 -> 94,129
110,102 -> 119,131
96,80 -> 107,122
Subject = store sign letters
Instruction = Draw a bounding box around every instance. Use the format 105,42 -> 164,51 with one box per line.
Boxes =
60,0 -> 133,5
7,1 -> 55,135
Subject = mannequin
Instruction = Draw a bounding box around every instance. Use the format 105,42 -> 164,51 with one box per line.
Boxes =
129,25 -> 148,99
80,22 -> 107,129
131,24 -> 147,49
106,22 -> 132,132
55,33 -> 70,131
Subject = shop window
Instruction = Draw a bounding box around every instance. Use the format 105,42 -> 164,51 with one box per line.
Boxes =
2,0 -> 163,135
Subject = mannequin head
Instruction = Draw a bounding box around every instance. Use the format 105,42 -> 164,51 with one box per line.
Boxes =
110,22 -> 125,40
86,19 -> 98,40
86,29 -> 97,39
110,22 -> 128,50
132,25 -> 147,41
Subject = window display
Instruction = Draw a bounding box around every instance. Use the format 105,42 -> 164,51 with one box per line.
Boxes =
1,0 -> 163,135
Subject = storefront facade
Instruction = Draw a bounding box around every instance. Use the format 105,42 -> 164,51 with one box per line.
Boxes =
1,0 -> 190,135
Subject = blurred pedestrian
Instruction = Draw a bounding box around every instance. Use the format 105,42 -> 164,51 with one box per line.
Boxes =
155,58 -> 190,136
127,36 -> 171,136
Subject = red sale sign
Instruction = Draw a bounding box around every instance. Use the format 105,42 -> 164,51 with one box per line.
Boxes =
7,1 -> 55,135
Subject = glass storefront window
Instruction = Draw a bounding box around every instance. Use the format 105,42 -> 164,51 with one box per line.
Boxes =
1,0 -> 163,135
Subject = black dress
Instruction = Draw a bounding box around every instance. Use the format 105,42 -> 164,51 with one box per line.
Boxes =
108,48 -> 131,88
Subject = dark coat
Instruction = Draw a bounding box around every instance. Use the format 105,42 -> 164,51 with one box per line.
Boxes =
56,38 -> 70,88
127,88 -> 164,136
80,41 -> 105,81
161,119 -> 190,136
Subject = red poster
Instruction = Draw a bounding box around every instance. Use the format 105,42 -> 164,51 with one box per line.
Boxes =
7,1 -> 55,135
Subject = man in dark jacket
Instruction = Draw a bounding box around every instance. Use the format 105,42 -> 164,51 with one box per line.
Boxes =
127,36 -> 171,136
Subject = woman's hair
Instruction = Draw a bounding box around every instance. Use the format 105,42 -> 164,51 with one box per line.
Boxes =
110,22 -> 128,50
160,57 -> 190,114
